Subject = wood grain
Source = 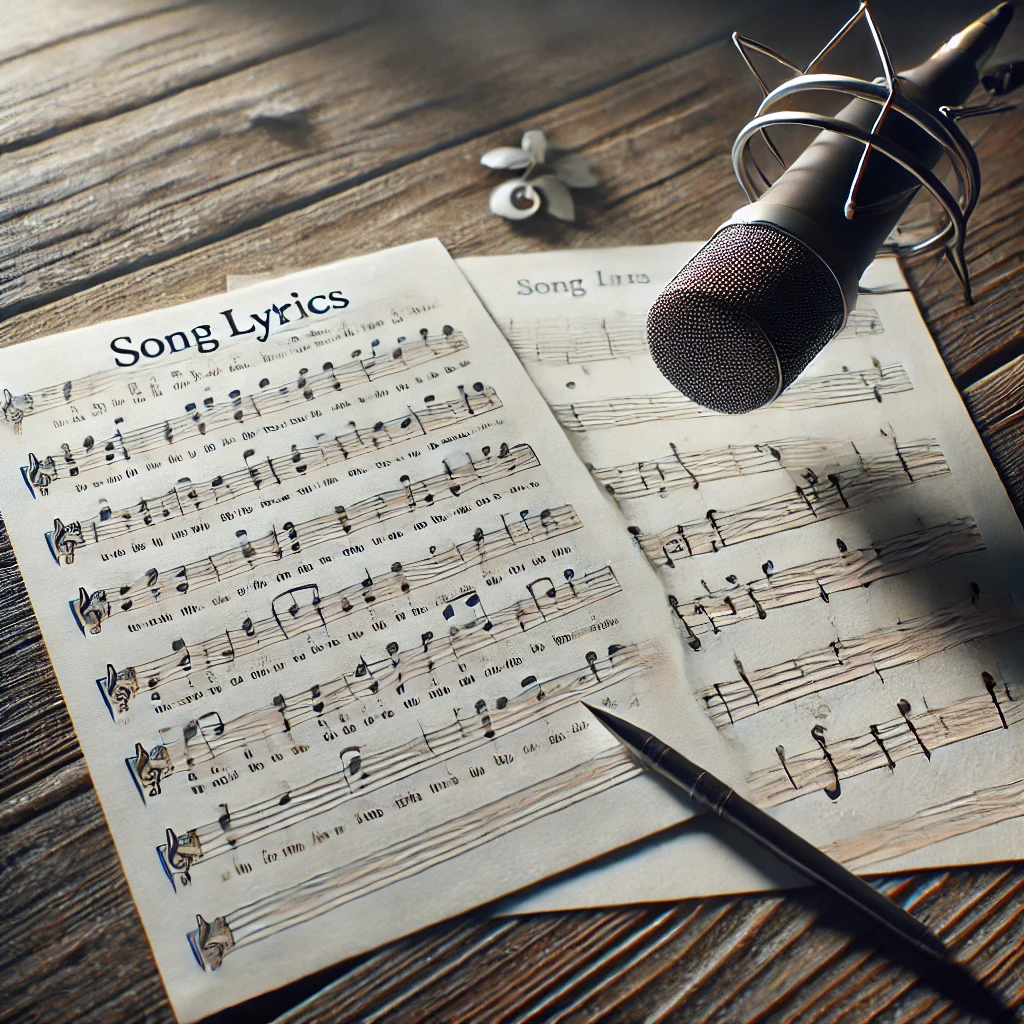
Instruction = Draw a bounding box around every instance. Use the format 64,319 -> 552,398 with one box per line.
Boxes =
0,1 -> 1022,1022
0,0 -> 763,319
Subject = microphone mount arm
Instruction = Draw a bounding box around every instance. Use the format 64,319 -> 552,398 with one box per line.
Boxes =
731,2 -> 1019,304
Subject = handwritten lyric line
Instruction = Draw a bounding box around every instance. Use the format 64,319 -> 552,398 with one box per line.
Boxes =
73,445 -> 549,631
669,518 -> 985,644
105,565 -> 622,716
46,383 -> 502,560
159,645 -> 648,885
825,776 -> 1024,871
23,347 -> 480,498
552,362 -> 912,433
751,676 -> 1022,807
188,746 -> 641,970
634,438 -> 948,565
698,597 -> 1024,727
502,304 -> 882,366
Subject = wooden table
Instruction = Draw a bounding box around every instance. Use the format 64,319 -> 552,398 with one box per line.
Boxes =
2,1 -> 1023,1021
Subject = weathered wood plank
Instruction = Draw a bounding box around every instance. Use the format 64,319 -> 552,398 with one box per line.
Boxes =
0,0 -> 184,64
3,1 -> 1020,389
0,786 -> 172,1024
2,3 -> 1023,1023
902,102 -> 1024,386
965,353 -> 1024,434
976,416 -> 1024,521
0,2 -> 375,152
264,869 -> 1024,1024
0,0 -> 765,318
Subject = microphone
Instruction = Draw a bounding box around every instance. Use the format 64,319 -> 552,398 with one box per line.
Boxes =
647,3 -> 1014,415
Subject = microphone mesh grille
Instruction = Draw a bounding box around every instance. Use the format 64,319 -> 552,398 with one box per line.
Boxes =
647,223 -> 846,414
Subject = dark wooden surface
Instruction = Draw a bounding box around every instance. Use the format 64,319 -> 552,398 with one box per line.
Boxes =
1,2 -> 1023,1021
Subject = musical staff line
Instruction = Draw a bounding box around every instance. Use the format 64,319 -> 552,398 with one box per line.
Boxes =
825,776 -> 1024,871
502,304 -> 881,366
595,438 -> 843,500
552,362 -> 911,433
4,325 -> 464,430
750,675 -> 1022,808
669,518 -> 985,644
72,445 -> 550,631
634,438 -> 949,565
698,597 -> 1024,727
46,383 -> 502,561
188,746 -> 640,970
158,645 -> 647,885
130,568 -> 623,797
22,335 -> 474,496
105,564 -> 622,716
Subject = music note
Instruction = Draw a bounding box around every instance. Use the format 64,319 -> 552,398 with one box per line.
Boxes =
526,577 -> 557,618
810,725 -> 841,800
242,449 -> 263,490
982,671 -> 1010,729
185,402 -> 206,437
897,699 -> 932,759
520,674 -> 544,700
475,699 -> 496,739
171,638 -> 191,671
271,584 -> 325,637
282,521 -> 301,553
340,746 -> 366,781
776,746 -> 798,789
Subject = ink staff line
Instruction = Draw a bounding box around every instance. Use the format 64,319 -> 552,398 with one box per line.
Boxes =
552,361 -> 912,433
72,444 -> 548,631
632,437 -> 948,566
188,746 -> 641,970
699,597 -> 1023,727
25,370 -> 490,504
757,677 -> 1023,807
158,645 -> 647,885
669,518 -> 984,647
106,564 -> 622,718
128,566 -> 624,796
46,381 -> 503,560
19,327 -> 467,490
3,322 -> 465,426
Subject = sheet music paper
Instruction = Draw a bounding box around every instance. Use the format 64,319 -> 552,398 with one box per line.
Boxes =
458,244 -> 1024,913
0,239 -> 740,1022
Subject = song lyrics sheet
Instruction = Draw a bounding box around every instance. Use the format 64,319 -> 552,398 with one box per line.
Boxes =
459,245 -> 1024,914
0,239 -> 734,1022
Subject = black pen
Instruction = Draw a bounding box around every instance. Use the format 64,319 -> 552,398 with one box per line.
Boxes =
584,702 -> 1018,1022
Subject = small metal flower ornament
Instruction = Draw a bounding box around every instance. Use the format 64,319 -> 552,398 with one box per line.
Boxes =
481,129 -> 597,222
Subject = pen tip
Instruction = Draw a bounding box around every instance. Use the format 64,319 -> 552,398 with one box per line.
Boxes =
580,700 -> 617,729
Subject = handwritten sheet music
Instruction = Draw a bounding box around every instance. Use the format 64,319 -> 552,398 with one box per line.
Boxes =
458,245 -> 1024,912
0,239 -> 739,1022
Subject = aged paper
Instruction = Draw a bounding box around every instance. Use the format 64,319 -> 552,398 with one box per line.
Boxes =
0,240 -> 740,1021
458,245 -> 1024,912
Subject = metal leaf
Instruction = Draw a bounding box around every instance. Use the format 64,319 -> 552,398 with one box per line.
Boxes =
480,146 -> 531,170
532,174 -> 575,222
520,129 -> 548,164
489,179 -> 542,220
553,152 -> 598,188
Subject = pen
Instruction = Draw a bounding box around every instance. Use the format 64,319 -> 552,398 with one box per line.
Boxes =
582,701 -> 1017,1023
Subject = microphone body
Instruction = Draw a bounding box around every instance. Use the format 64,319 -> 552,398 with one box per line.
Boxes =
647,4 -> 1012,414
